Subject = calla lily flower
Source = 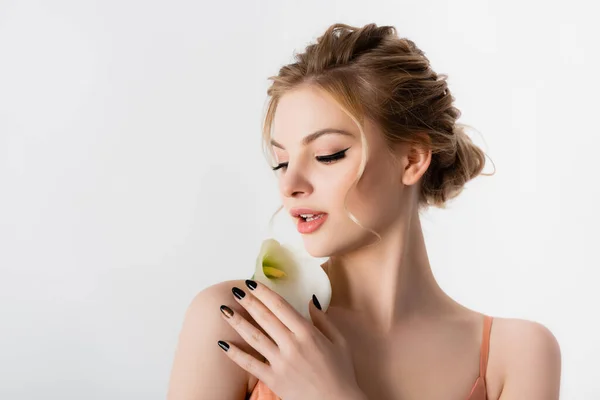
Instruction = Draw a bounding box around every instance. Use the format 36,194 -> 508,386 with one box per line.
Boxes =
252,238 -> 332,321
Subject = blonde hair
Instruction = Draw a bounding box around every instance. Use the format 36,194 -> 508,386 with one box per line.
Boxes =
261,23 -> 495,243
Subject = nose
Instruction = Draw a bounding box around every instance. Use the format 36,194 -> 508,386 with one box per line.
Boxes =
279,165 -> 313,199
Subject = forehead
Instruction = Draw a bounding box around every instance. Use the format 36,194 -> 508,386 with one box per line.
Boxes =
271,85 -> 355,142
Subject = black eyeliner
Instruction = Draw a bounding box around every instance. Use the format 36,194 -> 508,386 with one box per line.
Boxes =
272,162 -> 288,171
271,146 -> 351,171
316,146 -> 351,162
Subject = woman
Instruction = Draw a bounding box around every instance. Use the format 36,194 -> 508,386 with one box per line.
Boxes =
167,23 -> 561,400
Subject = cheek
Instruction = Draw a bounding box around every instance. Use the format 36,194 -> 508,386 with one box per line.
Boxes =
327,164 -> 362,206
342,159 -> 401,225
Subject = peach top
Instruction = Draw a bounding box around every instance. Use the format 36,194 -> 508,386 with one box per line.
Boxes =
248,315 -> 493,400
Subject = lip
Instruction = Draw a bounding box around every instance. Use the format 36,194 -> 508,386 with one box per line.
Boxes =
289,207 -> 327,218
296,213 -> 328,234
289,207 -> 328,234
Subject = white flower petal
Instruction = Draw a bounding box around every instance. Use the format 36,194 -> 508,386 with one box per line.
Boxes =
253,238 -> 331,321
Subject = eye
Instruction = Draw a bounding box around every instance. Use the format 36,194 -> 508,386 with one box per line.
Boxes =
272,162 -> 288,171
316,147 -> 351,164
271,147 -> 351,172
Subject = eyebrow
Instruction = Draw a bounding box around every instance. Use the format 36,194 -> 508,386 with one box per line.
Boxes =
270,128 -> 354,150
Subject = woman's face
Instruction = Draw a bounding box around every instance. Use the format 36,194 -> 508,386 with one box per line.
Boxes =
271,84 -> 410,258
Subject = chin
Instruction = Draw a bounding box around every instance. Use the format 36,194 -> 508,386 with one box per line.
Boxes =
301,227 -> 367,259
300,236 -> 332,258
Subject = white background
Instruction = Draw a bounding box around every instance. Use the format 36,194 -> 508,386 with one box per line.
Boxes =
1,1 -> 598,399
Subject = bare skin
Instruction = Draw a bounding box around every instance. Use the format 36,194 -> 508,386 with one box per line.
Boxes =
167,84 -> 561,399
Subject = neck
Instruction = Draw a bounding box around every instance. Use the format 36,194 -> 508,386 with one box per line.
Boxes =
323,209 -> 463,333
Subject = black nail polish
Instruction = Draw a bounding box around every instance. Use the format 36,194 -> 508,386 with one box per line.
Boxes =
217,340 -> 229,352
220,305 -> 234,318
312,294 -> 322,310
245,279 -> 257,290
232,286 -> 246,300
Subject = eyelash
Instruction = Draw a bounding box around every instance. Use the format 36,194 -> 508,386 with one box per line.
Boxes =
272,147 -> 351,171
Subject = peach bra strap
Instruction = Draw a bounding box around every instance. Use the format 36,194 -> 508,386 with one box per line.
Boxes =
479,315 -> 493,378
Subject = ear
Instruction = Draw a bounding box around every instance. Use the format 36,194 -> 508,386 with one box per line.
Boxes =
400,133 -> 432,186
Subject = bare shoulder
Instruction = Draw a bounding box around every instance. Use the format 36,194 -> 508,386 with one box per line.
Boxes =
491,317 -> 561,366
489,316 -> 562,399
167,279 -> 262,400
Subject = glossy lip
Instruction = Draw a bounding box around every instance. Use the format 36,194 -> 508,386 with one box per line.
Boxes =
296,213 -> 328,234
289,207 -> 327,218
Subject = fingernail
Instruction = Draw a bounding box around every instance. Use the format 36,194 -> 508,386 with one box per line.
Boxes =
220,305 -> 234,318
232,286 -> 246,300
245,279 -> 257,290
312,294 -> 322,310
217,340 -> 230,352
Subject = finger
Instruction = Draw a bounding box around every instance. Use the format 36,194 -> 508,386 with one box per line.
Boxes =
242,280 -> 309,336
309,295 -> 347,346
230,286 -> 295,348
219,304 -> 279,361
217,339 -> 271,382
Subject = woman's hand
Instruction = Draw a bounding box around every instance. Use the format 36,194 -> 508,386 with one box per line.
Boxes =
217,279 -> 366,400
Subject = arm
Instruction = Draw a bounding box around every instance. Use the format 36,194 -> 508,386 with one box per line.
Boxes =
498,320 -> 562,399
167,280 -> 263,400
